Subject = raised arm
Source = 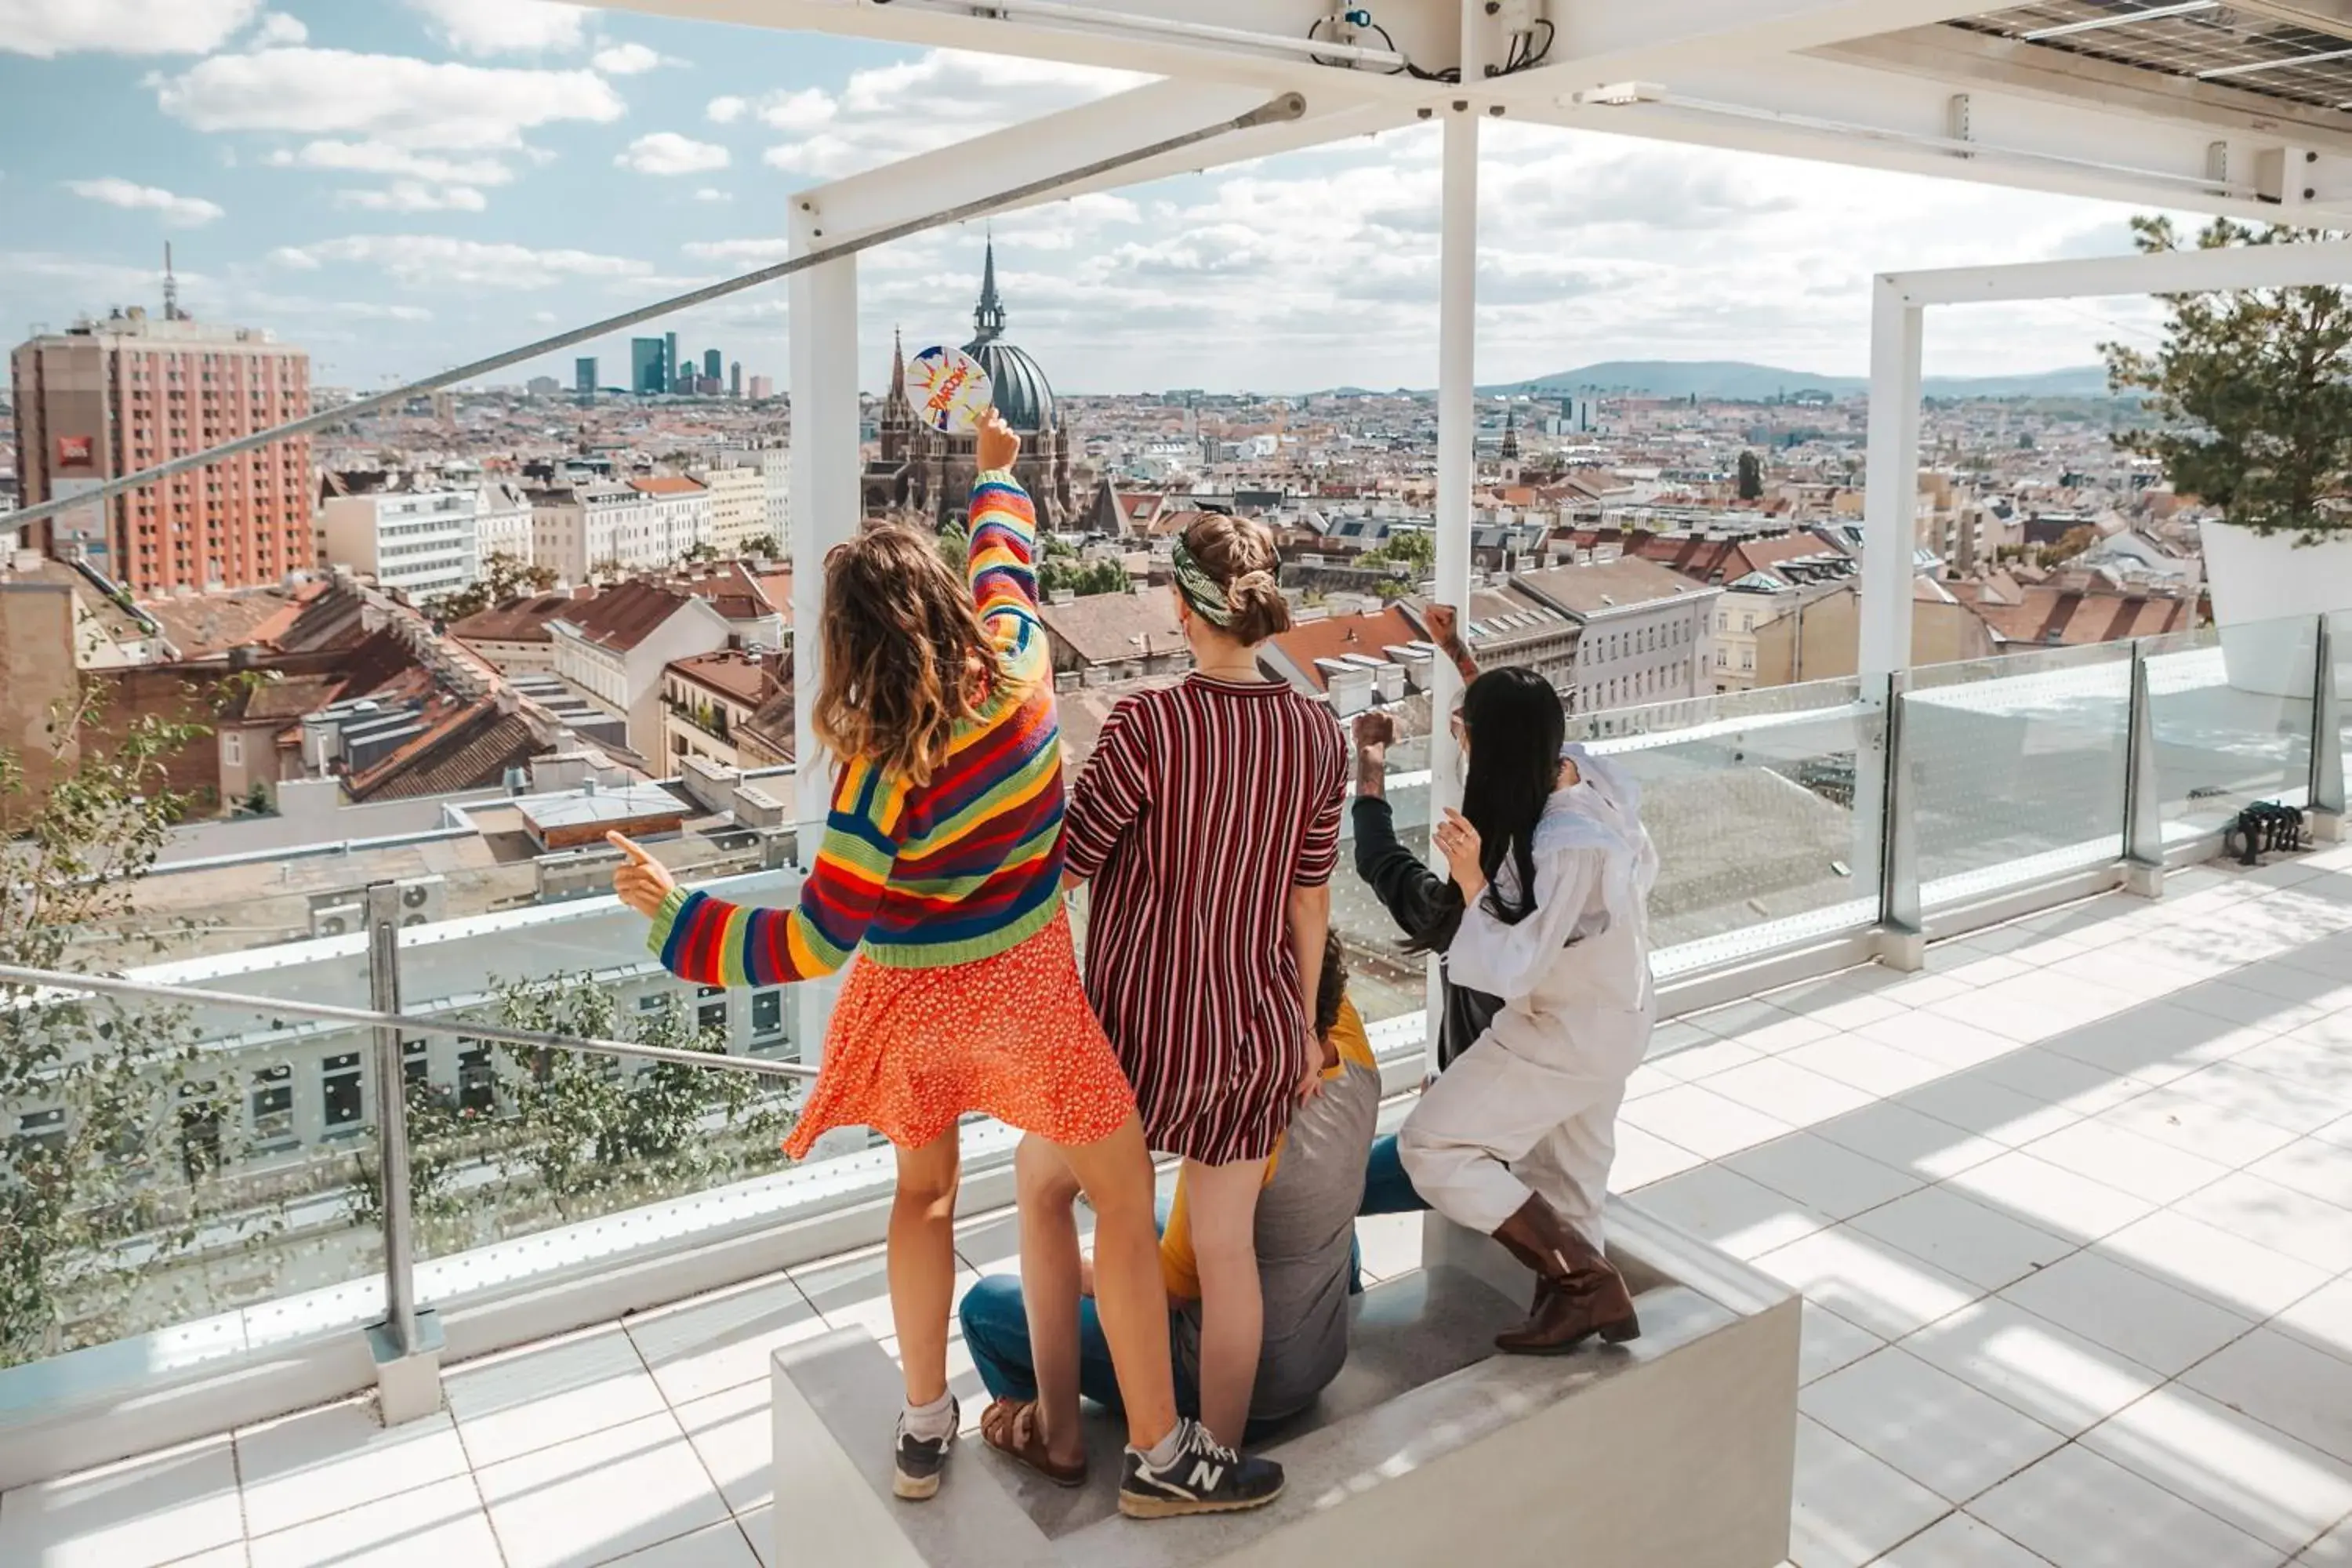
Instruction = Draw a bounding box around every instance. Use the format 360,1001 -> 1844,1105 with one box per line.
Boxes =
1425,603 -> 1479,684
1348,711 -> 1453,944
626,758 -> 907,986
965,408 -> 1047,684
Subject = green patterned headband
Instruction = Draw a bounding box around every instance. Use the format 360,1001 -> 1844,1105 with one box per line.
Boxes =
1171,539 -> 1235,629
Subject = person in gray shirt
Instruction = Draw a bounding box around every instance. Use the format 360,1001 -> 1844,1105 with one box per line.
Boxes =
964,942 -> 1383,1475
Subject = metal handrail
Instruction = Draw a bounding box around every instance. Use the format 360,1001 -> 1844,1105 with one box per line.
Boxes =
0,962 -> 819,1080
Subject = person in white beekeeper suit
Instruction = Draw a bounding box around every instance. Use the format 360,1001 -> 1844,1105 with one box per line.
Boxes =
1394,661 -> 1660,1355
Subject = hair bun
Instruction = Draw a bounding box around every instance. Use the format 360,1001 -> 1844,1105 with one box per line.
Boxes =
1181,514 -> 1291,642
1225,568 -> 1291,641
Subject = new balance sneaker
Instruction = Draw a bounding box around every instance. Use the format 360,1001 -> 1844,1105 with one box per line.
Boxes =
1118,1418 -> 1285,1519
892,1397 -> 958,1501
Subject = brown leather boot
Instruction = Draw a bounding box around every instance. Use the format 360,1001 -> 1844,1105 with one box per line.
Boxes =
1489,1195 -> 1641,1355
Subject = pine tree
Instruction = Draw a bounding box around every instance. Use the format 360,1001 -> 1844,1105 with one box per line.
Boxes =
2105,216 -> 2352,544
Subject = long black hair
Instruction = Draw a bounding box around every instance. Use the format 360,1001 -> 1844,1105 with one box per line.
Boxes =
1406,666 -> 1567,956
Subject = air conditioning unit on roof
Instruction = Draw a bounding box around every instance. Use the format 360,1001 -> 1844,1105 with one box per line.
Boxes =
311,902 -> 361,938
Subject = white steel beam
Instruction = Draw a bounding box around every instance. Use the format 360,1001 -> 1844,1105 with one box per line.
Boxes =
796,80 -> 1401,247
1859,278 -> 1923,685
1520,48 -> 2352,220
1824,24 -> 2352,160
786,205 -> 860,1077
580,0 -> 1452,96
1431,96 -> 1479,718
1428,1 -> 1485,1076
1544,0 -> 1993,76
590,0 -> 2352,223
1889,234 -> 2352,305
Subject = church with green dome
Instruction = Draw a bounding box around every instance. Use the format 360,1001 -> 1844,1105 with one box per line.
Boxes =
864,240 -> 1078,532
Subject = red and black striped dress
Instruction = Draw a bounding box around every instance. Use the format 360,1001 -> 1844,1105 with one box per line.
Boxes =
1063,675 -> 1350,1165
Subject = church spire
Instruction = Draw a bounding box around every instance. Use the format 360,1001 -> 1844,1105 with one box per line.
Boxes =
880,326 -> 913,462
972,237 -> 1006,343
1501,405 -> 1520,459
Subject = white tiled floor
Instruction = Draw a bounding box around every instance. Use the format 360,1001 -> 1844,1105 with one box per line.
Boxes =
11,849 -> 2352,1566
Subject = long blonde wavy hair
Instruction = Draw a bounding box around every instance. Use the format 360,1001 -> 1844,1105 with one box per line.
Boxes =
811,524 -> 1005,787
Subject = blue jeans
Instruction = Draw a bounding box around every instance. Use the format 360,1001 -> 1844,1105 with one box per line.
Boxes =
959,1276 -> 1200,1418
1348,1134 -> 1432,1295
1359,1133 -> 1430,1217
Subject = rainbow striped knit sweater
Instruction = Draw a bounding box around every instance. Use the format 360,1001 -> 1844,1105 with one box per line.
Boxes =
647,472 -> 1068,983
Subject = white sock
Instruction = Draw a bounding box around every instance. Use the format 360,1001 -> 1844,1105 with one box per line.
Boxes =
1138,1421 -> 1187,1468
902,1390 -> 956,1443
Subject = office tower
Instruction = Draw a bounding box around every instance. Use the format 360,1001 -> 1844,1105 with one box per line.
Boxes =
730,361 -> 743,399
631,337 -> 667,395
703,348 -> 722,384
747,375 -> 774,400
666,331 -> 680,390
12,292 -> 311,595
575,357 -> 597,400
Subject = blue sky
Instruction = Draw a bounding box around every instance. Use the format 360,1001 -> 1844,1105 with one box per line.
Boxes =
0,0 -> 2177,395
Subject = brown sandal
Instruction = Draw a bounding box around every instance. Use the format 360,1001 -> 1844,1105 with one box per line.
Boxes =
979,1398 -> 1087,1488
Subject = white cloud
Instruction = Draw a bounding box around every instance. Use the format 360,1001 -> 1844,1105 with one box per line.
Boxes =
754,87 -> 837,133
693,187 -> 733,203
266,140 -> 514,187
403,0 -> 585,55
590,42 -> 663,75
155,48 -> 625,151
616,132 -> 730,176
237,291 -> 436,322
63,176 -> 224,227
248,10 -> 305,45
757,49 -> 1146,180
0,0 -> 260,57
705,95 -> 747,125
335,182 -> 488,212
269,234 -> 653,290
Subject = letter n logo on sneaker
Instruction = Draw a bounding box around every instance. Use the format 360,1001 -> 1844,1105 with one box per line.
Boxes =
1187,1461 -> 1224,1494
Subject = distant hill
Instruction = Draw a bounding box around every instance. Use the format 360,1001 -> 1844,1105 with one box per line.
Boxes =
1480,360 -> 2115,401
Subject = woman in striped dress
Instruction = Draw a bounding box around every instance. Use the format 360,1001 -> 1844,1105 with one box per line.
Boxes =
1051,510 -> 1348,1450
611,414 -> 1281,1520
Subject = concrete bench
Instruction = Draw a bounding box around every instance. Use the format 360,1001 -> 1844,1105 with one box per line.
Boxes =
768,1201 -> 1798,1568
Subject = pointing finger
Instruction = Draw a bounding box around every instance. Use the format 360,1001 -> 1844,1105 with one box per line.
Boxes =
606,831 -> 658,866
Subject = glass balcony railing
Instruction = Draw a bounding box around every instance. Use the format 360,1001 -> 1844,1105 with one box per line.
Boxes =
2143,621 -> 2317,842
1907,641 -> 2132,907
0,610 -> 2342,1433
1567,677 -> 1881,977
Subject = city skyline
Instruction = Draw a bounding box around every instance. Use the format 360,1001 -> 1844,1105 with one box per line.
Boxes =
2,0 -> 2190,398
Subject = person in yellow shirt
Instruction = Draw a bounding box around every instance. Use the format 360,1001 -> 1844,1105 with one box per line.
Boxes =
964,942 -> 1384,1475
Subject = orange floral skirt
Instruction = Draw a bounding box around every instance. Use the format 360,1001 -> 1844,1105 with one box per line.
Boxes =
783,909 -> 1137,1160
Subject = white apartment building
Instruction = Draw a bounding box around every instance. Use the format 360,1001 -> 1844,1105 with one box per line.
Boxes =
698,465 -> 769,558
713,440 -> 789,557
529,476 -> 710,583
476,480 -> 533,567
318,485 -> 482,600
547,580 -> 734,759
660,648 -> 783,772
1515,557 -> 1722,714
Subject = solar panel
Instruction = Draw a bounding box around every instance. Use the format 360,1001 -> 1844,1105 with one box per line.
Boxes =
1955,2 -> 2352,113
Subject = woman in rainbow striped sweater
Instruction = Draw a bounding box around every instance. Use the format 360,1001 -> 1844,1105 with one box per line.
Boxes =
609,411 -> 1282,1519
